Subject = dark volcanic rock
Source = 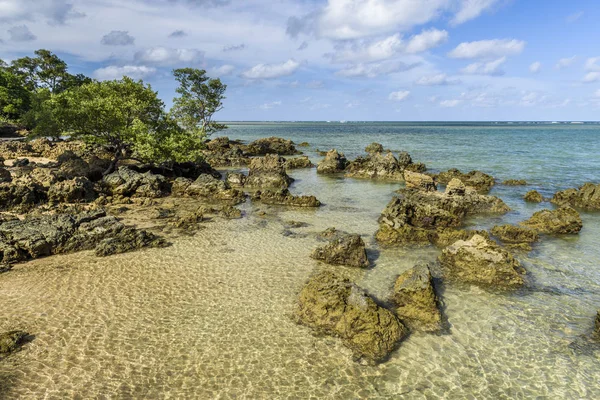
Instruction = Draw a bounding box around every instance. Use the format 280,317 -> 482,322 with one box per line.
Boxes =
0,168 -> 12,183
48,177 -> 96,203
0,331 -> 29,354
552,183 -> 600,210
245,154 -> 293,190
392,263 -> 443,332
520,206 -> 583,234
252,189 -> 321,207
294,271 -> 408,363
317,149 -> 348,174
524,190 -> 543,203
0,181 -> 47,211
103,167 -> 169,198
311,232 -> 369,268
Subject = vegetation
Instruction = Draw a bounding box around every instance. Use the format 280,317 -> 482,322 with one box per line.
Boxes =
0,49 -> 227,170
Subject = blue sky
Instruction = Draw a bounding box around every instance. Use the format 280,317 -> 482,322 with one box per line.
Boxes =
1,0 -> 600,121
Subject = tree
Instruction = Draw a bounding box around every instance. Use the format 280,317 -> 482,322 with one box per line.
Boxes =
59,77 -> 164,174
9,49 -> 68,93
170,68 -> 227,137
20,88 -> 70,140
0,66 -> 31,121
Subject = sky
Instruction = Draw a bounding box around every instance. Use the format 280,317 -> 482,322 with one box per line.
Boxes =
1,0 -> 600,121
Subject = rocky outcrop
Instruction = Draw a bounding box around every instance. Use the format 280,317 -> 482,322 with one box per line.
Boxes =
0,181 -> 47,211
294,271 -> 408,363
490,225 -> 539,246
285,156 -> 313,169
520,206 -> 583,234
317,149 -> 348,174
225,172 -> 246,188
0,168 -> 11,183
552,183 -> 600,210
245,137 -> 300,156
435,169 -> 495,193
404,170 -> 436,192
365,142 -> 384,154
173,174 -> 245,204
245,154 -> 293,189
103,167 -> 169,198
345,152 -> 405,181
48,177 -> 96,204
0,331 -> 29,354
311,232 -> 369,268
439,234 -> 526,288
95,228 -> 166,257
524,190 -> 543,203
252,189 -> 321,207
392,263 -> 442,332
503,179 -> 527,186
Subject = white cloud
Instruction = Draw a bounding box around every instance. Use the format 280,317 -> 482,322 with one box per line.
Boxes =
584,57 -> 600,71
415,73 -> 460,85
405,28 -> 449,53
241,59 -> 300,79
94,65 -> 157,81
566,11 -> 584,23
134,47 -> 204,66
519,91 -> 547,107
0,0 -> 85,24
306,80 -> 325,89
448,39 -> 525,59
223,44 -> 246,52
336,60 -> 421,78
451,0 -> 501,25
460,57 -> 506,76
439,99 -> 461,107
259,101 -> 282,110
212,64 -> 235,76
389,90 -> 410,101
529,61 -> 541,74
555,56 -> 576,70
582,72 -> 600,83
101,31 -> 135,46
8,25 -> 36,42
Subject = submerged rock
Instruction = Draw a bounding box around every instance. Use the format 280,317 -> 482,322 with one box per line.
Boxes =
392,263 -> 443,333
491,225 -> 539,247
245,154 -> 293,189
0,331 -> 29,354
317,149 -> 348,174
95,228 -> 167,257
520,206 -> 583,234
552,183 -> 600,210
439,234 -> 526,288
503,179 -> 527,186
252,189 -> 321,207
435,169 -> 495,193
311,232 -> 369,268
404,170 -> 437,192
294,271 -> 408,363
245,137 -> 300,156
524,190 -> 543,203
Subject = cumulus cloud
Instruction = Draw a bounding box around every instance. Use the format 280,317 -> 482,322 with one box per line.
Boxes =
101,31 -> 135,46
212,64 -> 235,76
169,30 -> 187,38
529,61 -> 541,74
259,101 -> 282,110
94,65 -> 157,81
241,59 -> 300,79
134,47 -> 204,66
8,25 -> 36,42
223,44 -> 246,52
448,39 -> 525,59
582,72 -> 600,83
415,73 -> 460,86
0,0 -> 85,25
439,99 -> 461,107
451,0 -> 501,25
584,57 -> 600,71
404,28 -> 449,53
336,60 -> 421,78
388,90 -> 410,101
460,57 -> 506,76
555,56 -> 576,70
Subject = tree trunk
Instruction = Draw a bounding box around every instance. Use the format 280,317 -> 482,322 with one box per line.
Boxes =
103,145 -> 122,176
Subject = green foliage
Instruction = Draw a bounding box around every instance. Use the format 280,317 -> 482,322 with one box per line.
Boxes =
0,67 -> 30,121
171,68 -> 227,136
9,49 -> 68,93
21,88 -> 70,140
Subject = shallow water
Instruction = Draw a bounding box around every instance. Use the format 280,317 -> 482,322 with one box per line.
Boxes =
2,122 -> 600,399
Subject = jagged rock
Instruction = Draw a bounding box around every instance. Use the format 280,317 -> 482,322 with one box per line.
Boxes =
294,271 -> 408,363
345,152 -> 405,181
552,183 -> 600,210
48,177 -> 96,203
524,190 -> 543,203
0,182 -> 47,211
245,154 -> 293,189
404,170 -> 436,191
13,158 -> 30,167
225,172 -> 246,188
439,234 -> 526,288
252,189 -> 321,207
182,174 -> 245,204
444,178 -> 466,196
245,137 -> 299,156
203,146 -> 249,167
0,168 -> 11,183
285,156 -> 313,169
317,227 -> 340,240
0,331 -> 29,354
434,169 -> 495,193
311,232 -> 369,268
404,162 -> 427,173
392,263 -> 443,332
317,149 -> 348,174
503,179 -> 527,186
365,142 -> 384,154
103,167 -> 169,198
520,206 -> 583,234
491,225 -> 539,246
376,223 -> 489,248
95,228 -> 167,257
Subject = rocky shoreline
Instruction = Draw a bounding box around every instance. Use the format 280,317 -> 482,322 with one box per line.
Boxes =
1,136 -> 599,363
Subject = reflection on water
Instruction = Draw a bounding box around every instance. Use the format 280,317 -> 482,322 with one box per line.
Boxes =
2,123 -> 600,398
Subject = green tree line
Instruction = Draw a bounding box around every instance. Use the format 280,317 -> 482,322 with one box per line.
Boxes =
1,49 -> 227,173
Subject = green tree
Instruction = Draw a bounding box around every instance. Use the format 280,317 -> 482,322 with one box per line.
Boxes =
170,68 -> 227,137
0,65 -> 31,121
20,88 -> 70,140
9,49 -> 68,93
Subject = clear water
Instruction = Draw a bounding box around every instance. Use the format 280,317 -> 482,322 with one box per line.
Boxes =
1,122 -> 600,399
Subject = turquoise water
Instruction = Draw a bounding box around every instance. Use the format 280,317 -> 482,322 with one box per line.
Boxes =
1,122 -> 600,398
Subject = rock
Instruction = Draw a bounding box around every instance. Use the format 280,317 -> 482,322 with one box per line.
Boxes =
375,223 -> 488,248
285,156 -> 313,169
203,145 -> 249,167
397,152 -> 412,168
552,183 -> 600,210
310,232 -> 369,268
404,170 -> 436,191
404,162 -> 427,173
48,177 -> 96,203
0,331 -> 29,354
317,149 -> 348,174
0,168 -> 12,183
434,169 -> 495,193
245,137 -> 299,156
103,167 -> 169,198
444,178 -> 466,196
392,263 -> 443,332
520,206 -> 583,234
0,182 -> 47,211
252,189 -> 321,207
95,228 -> 167,257
524,190 -> 543,203
294,271 -> 408,363
596,310 -> 600,335
491,225 -> 539,245
298,142 -> 310,147
245,154 -> 293,190
13,158 -> 30,167
225,172 -> 246,188
365,142 -> 384,154
503,179 -> 527,186
56,151 -> 92,180
345,152 -> 405,181
181,174 -> 246,204
439,234 -> 526,288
